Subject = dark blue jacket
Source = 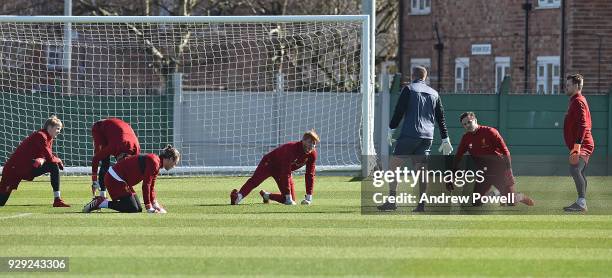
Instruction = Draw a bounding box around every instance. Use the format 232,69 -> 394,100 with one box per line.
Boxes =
390,80 -> 448,140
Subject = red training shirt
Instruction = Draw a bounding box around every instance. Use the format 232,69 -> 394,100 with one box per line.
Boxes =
264,141 -> 317,195
564,92 -> 594,156
3,129 -> 61,182
110,154 -> 160,205
454,125 -> 511,171
91,118 -> 140,180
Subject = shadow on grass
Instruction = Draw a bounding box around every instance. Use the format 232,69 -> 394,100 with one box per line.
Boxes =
3,204 -> 49,207
245,210 -> 357,214
195,204 -> 257,207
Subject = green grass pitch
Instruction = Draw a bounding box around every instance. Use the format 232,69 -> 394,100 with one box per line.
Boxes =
1,175 -> 612,277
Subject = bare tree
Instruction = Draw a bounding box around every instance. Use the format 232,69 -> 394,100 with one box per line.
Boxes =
376,0 -> 399,63
1,0 -> 398,92
242,0 -> 399,90
72,0 -> 246,92
0,0 -> 64,15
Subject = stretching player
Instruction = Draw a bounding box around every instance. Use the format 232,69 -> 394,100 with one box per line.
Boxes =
91,118 -> 141,198
82,145 -> 179,213
0,115 -> 69,207
230,130 -> 319,205
452,112 -> 534,206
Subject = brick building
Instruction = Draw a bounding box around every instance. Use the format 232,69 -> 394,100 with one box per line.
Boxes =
400,0 -> 612,94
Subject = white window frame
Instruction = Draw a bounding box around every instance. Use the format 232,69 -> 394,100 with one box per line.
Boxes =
455,57 -> 469,92
411,0 -> 431,15
410,58 -> 431,85
536,56 -> 561,95
537,0 -> 561,9
495,57 -> 511,93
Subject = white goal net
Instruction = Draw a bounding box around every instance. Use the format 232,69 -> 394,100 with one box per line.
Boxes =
0,16 -> 374,176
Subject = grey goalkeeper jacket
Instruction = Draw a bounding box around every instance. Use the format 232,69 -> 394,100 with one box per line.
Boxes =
389,80 -> 449,140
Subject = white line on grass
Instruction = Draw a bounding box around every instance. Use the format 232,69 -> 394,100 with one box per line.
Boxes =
19,213 -> 612,222
3,226 -> 612,239
4,245 -> 612,261
0,213 -> 33,219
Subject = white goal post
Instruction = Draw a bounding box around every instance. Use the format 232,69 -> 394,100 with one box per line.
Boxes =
0,15 -> 375,176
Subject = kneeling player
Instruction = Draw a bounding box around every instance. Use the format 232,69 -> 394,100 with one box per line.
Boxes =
90,118 -> 141,198
452,112 -> 534,206
230,130 -> 319,205
82,145 -> 179,213
0,116 -> 69,207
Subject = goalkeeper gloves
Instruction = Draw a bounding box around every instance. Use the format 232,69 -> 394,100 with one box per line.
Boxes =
569,143 -> 581,165
438,137 -> 453,155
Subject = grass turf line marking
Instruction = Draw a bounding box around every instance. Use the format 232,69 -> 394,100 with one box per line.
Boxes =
0,213 -> 33,219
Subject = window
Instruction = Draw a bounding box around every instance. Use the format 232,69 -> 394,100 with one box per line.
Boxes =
538,0 -> 561,8
536,56 -> 560,94
411,0 -> 431,15
410,58 -> 431,84
455,57 -> 469,92
495,57 -> 511,93
46,45 -> 64,70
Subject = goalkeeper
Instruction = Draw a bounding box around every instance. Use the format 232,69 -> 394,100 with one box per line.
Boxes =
378,66 -> 453,212
230,130 -> 319,206
451,112 -> 534,206
82,145 -> 179,213
90,118 -> 141,199
0,116 -> 69,207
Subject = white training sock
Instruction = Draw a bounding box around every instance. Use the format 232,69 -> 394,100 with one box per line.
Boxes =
99,190 -> 107,198
53,191 -> 60,198
577,198 -> 587,207
305,194 -> 312,202
99,199 -> 109,208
